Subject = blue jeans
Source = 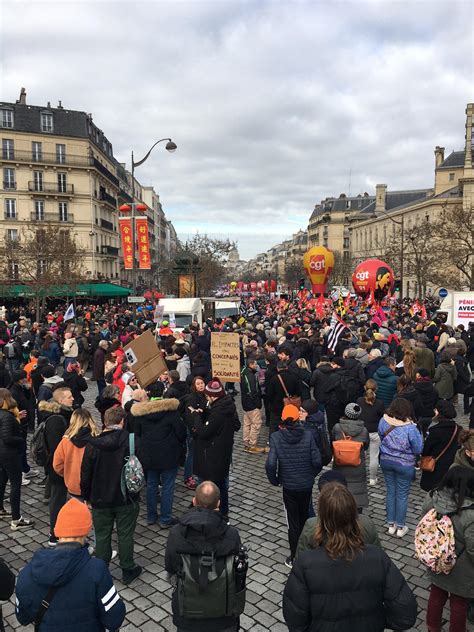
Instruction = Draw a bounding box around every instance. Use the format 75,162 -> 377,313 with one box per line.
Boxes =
147,467 -> 177,525
183,431 -> 194,481
381,460 -> 414,527
96,378 -> 106,397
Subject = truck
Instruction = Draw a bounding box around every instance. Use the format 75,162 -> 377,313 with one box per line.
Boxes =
437,291 -> 474,327
156,297 -> 240,333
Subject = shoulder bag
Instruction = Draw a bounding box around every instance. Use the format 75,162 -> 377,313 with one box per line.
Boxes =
420,426 -> 458,473
35,586 -> 58,632
277,374 -> 301,409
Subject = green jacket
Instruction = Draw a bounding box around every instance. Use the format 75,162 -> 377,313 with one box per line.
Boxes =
296,515 -> 381,558
422,490 -> 474,598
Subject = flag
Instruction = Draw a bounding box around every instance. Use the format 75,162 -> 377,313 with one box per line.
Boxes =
64,303 -> 75,322
327,312 -> 349,352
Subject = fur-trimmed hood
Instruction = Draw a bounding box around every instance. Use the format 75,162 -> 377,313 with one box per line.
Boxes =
38,400 -> 62,414
130,398 -> 179,417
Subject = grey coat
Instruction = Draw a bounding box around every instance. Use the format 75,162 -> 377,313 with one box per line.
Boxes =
433,362 -> 457,399
422,490 -> 474,598
332,417 -> 370,508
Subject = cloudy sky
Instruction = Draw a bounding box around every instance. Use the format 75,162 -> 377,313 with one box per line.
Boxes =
1,0 -> 473,259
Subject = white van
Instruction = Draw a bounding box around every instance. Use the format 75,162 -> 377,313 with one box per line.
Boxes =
158,298 -> 203,332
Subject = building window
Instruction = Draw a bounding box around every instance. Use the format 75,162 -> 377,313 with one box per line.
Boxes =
2,139 -> 14,159
4,199 -> 16,219
33,171 -> 44,192
58,202 -> 68,222
3,168 -> 15,189
9,262 -> 19,280
343,237 -> 350,249
0,109 -> 14,129
449,172 -> 455,181
35,200 -> 45,221
40,112 -> 53,133
56,144 -> 66,164
32,141 -> 43,162
57,173 -> 67,193
6,229 -> 18,243
37,259 -> 47,275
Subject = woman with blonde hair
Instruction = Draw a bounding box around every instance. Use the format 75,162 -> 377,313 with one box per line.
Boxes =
0,388 -> 34,529
296,357 -> 312,401
283,483 -> 417,631
357,379 -> 385,485
53,408 -> 99,498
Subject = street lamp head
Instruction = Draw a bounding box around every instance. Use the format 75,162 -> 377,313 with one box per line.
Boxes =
166,140 -> 177,153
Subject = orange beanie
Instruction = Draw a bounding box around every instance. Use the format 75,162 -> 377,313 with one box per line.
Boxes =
55,498 -> 92,538
281,404 -> 300,422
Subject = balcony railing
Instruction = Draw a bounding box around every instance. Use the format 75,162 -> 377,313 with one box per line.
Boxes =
118,188 -> 133,203
3,181 -> 16,190
93,158 -> 119,187
28,182 -> 74,195
99,190 -> 117,207
29,211 -> 74,223
1,149 -> 93,168
101,245 -> 119,256
100,218 -> 115,231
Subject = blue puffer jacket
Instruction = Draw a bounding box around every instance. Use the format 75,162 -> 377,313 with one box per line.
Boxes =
16,543 -> 125,631
373,365 -> 398,406
303,411 -> 326,452
266,423 -> 321,490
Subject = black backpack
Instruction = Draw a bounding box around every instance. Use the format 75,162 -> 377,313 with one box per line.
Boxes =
30,421 -> 50,467
338,372 -> 362,407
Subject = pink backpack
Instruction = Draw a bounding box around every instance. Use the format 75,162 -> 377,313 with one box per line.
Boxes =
415,509 -> 457,574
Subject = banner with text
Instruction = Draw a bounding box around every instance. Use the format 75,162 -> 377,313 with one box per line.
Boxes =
119,218 -> 133,269
136,217 -> 151,269
211,332 -> 241,383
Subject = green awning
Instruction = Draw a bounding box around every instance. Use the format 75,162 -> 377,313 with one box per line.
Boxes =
0,283 -> 131,299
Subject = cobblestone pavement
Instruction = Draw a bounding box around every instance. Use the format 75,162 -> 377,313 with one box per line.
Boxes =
0,380 -> 472,631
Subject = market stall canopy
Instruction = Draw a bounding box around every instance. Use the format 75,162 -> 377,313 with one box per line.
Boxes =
0,283 -> 132,299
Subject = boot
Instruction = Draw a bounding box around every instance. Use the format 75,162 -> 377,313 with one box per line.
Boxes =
122,565 -> 142,585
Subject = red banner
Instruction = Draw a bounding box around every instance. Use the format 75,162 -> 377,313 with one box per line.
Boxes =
119,218 -> 133,269
135,217 -> 151,269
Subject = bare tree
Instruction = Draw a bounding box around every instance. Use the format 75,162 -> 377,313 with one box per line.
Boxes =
331,252 -> 354,287
284,258 -> 304,288
183,234 -> 236,295
1,225 -> 86,319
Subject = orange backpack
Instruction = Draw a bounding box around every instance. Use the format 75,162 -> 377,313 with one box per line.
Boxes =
332,432 -> 362,467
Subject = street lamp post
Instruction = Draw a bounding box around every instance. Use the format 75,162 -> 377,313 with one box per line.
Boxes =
121,138 -> 177,292
371,211 -> 405,300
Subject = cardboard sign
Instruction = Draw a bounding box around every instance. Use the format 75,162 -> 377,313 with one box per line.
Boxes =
123,329 -> 168,388
211,332 -> 241,383
153,305 -> 164,325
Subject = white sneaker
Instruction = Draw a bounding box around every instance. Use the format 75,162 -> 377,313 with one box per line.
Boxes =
396,526 -> 409,538
111,550 -> 117,561
387,524 -> 397,535
24,469 -> 39,479
21,474 -> 30,486
369,478 -> 378,486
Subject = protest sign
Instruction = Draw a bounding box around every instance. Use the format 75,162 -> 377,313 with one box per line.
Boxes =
123,329 -> 168,388
211,332 -> 241,383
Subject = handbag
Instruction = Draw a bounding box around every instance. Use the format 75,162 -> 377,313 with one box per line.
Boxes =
420,426 -> 458,472
277,374 -> 301,409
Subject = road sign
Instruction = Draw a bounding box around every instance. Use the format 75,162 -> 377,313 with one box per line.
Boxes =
127,296 -> 146,303
438,288 -> 448,299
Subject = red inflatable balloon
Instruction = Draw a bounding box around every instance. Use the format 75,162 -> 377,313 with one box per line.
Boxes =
352,259 -> 394,299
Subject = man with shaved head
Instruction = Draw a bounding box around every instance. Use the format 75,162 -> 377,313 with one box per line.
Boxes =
165,481 -> 245,631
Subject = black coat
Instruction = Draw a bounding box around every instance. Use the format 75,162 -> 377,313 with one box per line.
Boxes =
240,366 -> 262,411
164,508 -> 241,631
193,396 -> 240,481
164,381 -> 189,401
454,353 -> 471,394
62,371 -> 88,408
283,544 -> 418,632
394,386 -> 423,420
311,364 -> 339,405
0,409 -> 23,465
180,392 -> 207,433
131,398 -> 186,471
414,379 -> 439,418
356,396 -> 385,433
38,401 -> 72,482
8,383 -> 35,434
420,418 -> 461,491
91,348 -> 106,381
266,370 -> 302,414
80,428 -> 134,508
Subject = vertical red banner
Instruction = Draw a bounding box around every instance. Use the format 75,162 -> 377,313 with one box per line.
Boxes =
119,218 -> 133,269
135,217 -> 151,269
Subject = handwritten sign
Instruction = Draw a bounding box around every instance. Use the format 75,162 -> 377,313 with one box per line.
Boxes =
211,332 -> 241,383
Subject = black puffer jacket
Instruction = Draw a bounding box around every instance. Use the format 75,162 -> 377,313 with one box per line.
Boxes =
9,382 -> 35,434
420,418 -> 461,491
62,371 -> 88,408
266,370 -> 301,415
38,401 -> 73,482
131,398 -> 186,471
310,364 -> 339,405
80,428 -> 134,508
0,409 -> 23,464
193,396 -> 240,481
165,508 -> 241,632
414,378 -> 439,418
283,544 -> 418,632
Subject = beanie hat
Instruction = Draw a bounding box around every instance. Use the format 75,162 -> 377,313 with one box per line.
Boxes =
204,379 -> 225,399
301,399 -> 319,416
344,403 -> 362,419
435,399 -> 457,420
318,470 -> 348,491
55,498 -> 92,538
281,404 -> 300,422
122,371 -> 135,385
416,368 -> 430,378
332,357 -> 345,368
369,348 -> 382,358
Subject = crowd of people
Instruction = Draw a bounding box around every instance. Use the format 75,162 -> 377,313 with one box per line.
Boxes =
0,296 -> 473,631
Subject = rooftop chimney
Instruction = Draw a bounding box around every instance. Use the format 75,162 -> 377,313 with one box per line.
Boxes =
465,103 -> 473,170
57,100 -> 63,109
375,184 -> 387,213
17,87 -> 26,105
434,146 -> 445,168
47,101 -> 51,109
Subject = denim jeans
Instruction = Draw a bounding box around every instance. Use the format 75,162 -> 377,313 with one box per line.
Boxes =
96,378 -> 106,397
183,431 -> 194,481
368,432 -> 380,480
147,467 -> 177,525
381,460 -> 414,527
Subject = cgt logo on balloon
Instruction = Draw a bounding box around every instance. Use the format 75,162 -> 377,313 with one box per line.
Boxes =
309,255 -> 325,271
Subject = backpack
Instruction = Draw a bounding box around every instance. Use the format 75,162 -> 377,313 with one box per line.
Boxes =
332,431 -> 362,466
415,509 -> 457,574
30,421 -> 50,467
4,342 -> 15,359
338,372 -> 361,407
121,433 -> 145,498
176,545 -> 246,620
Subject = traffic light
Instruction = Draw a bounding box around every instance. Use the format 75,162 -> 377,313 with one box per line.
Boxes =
299,277 -> 305,290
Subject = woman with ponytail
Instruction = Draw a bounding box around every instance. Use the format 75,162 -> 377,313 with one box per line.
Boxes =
0,388 -> 34,530
357,379 -> 385,486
